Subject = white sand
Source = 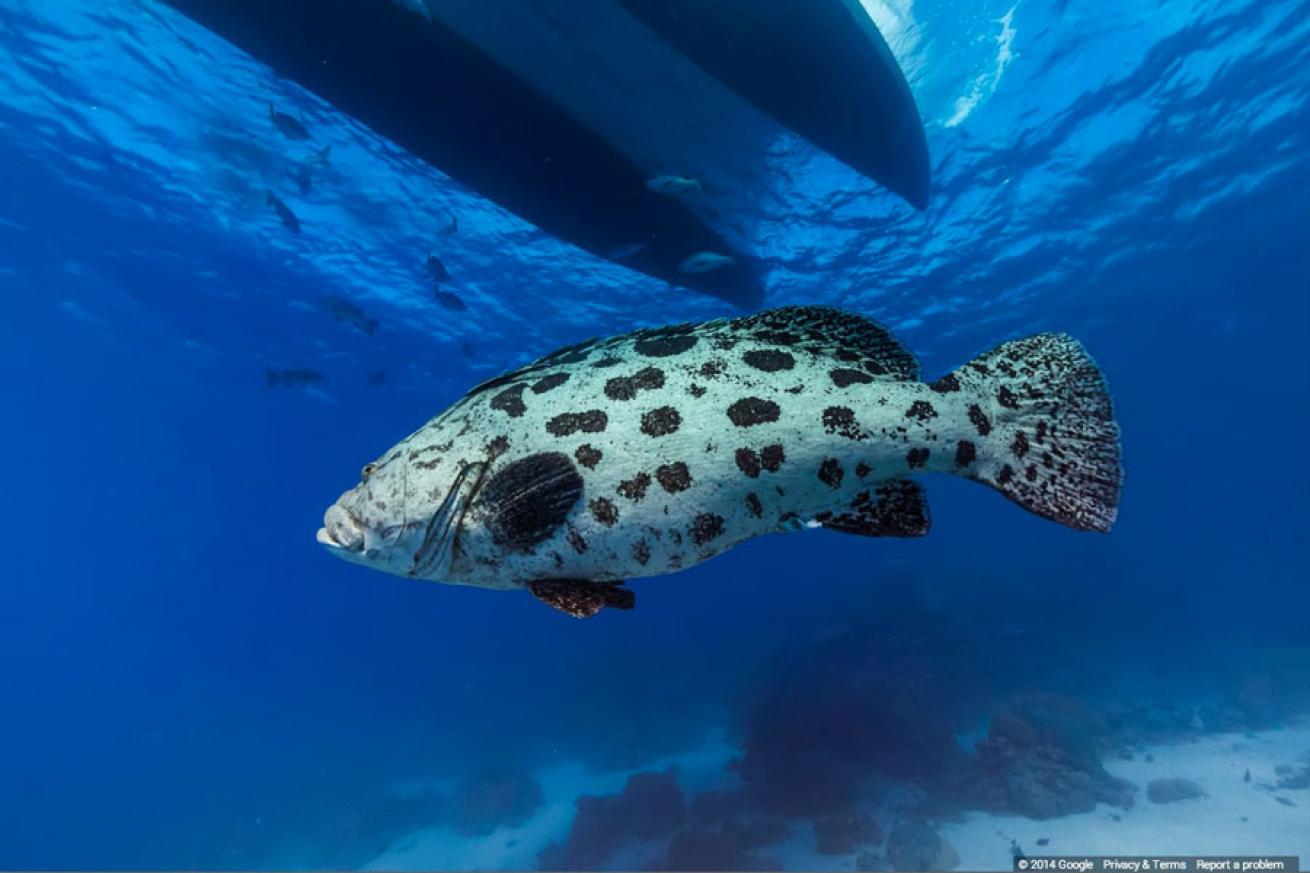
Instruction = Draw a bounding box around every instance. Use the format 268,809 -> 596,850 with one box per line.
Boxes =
365,723 -> 1309,871
940,724 -> 1310,871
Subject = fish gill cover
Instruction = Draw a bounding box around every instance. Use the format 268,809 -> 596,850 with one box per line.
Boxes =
0,0 -> 1307,869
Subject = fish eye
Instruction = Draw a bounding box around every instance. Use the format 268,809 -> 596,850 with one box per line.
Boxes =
361,462 -> 378,480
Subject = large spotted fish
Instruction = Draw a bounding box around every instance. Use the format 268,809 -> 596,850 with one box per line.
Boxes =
317,307 -> 1122,617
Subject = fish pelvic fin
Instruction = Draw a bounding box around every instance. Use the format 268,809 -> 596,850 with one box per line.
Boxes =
529,579 -> 634,619
941,334 -> 1122,532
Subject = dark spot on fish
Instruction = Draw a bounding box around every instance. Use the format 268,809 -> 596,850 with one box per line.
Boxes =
735,448 -> 762,478
955,440 -> 977,466
591,355 -> 624,368
631,539 -> 651,566
635,334 -> 697,357
655,461 -> 693,493
785,385 -> 804,394
997,385 -> 1020,409
745,493 -> 763,518
640,406 -> 682,437
727,397 -> 780,427
818,458 -> 844,489
490,383 -> 528,417
855,462 -> 871,477
604,366 -> 666,401
689,513 -> 725,545
905,400 -> 937,422
997,464 -> 1015,485
760,444 -> 785,472
1011,430 -> 1030,458
531,372 -> 570,394
755,329 -> 800,346
906,447 -> 930,469
836,349 -> 861,362
589,497 -> 619,528
1035,420 -> 1048,443
830,368 -> 874,388
574,444 -> 602,469
486,435 -> 510,457
929,373 -> 961,393
566,527 -> 588,554
617,472 -> 652,501
968,404 -> 992,436
822,405 -> 865,440
688,383 -> 707,398
1025,464 -> 1039,482
698,360 -> 726,379
546,410 -> 608,437
742,349 -> 795,372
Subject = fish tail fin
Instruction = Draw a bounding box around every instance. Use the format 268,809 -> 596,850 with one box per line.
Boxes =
266,368 -> 279,388
945,333 -> 1122,532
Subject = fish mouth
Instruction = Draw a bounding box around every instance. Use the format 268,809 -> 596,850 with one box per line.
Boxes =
318,503 -> 366,553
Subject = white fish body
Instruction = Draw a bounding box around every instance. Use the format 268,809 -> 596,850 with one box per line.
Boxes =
318,307 -> 1122,618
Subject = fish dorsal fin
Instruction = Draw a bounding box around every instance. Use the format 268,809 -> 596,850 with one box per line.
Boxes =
462,336 -> 602,400
814,479 -> 930,538
726,306 -> 919,380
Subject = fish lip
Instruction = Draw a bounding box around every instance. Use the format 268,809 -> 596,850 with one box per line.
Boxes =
320,503 -> 367,553
316,526 -> 345,549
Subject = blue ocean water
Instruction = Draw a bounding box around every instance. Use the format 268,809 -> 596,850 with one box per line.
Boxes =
1,0 -> 1308,868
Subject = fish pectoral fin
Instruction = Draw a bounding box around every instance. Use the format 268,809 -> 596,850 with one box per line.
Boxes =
814,478 -> 931,538
529,579 -> 634,619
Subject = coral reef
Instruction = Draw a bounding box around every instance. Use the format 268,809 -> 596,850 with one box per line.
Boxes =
1275,763 -> 1310,790
660,821 -> 784,871
812,809 -> 882,855
953,694 -> 1135,818
539,769 -> 685,869
885,822 -> 959,872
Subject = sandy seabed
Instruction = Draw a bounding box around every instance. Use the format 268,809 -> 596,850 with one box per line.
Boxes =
366,723 -> 1310,871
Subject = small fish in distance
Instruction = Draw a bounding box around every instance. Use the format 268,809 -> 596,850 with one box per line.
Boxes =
434,290 -> 467,312
268,103 -> 310,140
426,254 -> 450,283
645,174 -> 702,195
265,190 -> 301,233
680,251 -> 733,274
267,368 -> 323,388
319,295 -> 378,335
